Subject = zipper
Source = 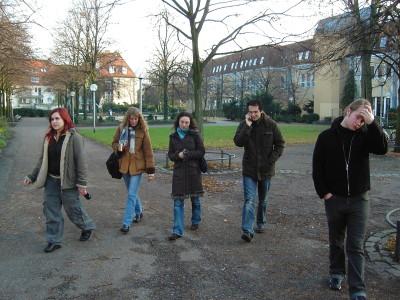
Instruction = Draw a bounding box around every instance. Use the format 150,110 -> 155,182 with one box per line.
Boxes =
342,136 -> 355,197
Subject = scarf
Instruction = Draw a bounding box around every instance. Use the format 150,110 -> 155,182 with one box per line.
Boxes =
177,127 -> 188,140
119,126 -> 135,154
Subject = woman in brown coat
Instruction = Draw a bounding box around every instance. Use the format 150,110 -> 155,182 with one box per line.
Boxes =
167,112 -> 205,240
112,107 -> 155,233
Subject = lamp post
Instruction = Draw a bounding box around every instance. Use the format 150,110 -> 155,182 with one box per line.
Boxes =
70,91 -> 76,123
90,84 -> 98,133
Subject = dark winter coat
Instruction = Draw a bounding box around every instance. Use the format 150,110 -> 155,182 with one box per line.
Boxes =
234,112 -> 285,180
312,117 -> 388,199
168,130 -> 205,198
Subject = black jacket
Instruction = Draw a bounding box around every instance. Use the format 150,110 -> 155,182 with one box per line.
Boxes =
234,112 -> 285,180
312,117 -> 388,198
168,130 -> 205,198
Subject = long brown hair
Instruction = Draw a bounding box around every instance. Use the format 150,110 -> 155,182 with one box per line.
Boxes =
120,107 -> 148,131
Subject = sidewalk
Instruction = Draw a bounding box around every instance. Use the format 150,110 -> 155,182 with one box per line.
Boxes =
0,118 -> 399,300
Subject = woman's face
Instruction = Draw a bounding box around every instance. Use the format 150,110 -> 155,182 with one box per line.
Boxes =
129,115 -> 139,127
50,112 -> 65,132
179,116 -> 190,130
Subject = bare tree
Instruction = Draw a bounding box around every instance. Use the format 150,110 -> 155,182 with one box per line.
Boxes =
147,13 -> 189,120
160,0 -> 301,133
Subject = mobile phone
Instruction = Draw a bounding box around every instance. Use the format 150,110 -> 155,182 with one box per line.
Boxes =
84,193 -> 92,200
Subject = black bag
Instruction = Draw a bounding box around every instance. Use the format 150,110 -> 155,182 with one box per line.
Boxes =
199,156 -> 208,173
106,152 -> 122,179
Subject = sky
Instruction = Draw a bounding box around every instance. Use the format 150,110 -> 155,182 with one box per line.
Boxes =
27,0 -> 344,76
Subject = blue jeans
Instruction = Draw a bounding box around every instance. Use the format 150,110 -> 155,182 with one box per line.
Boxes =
122,174 -> 143,226
242,176 -> 271,235
172,196 -> 201,236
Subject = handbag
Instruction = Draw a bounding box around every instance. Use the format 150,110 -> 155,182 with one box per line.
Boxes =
106,152 -> 122,179
199,156 -> 208,173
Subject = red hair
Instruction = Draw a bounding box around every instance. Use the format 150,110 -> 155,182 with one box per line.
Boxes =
45,108 -> 75,142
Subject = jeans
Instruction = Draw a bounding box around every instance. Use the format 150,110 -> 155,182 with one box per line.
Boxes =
242,176 -> 271,235
172,196 -> 201,236
324,193 -> 369,296
43,176 -> 95,244
122,173 -> 143,226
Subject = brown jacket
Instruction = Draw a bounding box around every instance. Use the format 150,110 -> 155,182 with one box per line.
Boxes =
112,125 -> 155,175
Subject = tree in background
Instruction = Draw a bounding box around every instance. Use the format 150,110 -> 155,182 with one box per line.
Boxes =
341,69 -> 356,109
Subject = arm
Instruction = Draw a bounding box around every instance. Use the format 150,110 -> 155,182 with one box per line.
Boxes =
142,130 -> 155,174
27,139 -> 45,183
73,133 -> 88,188
233,121 -> 252,147
111,127 -> 121,152
312,135 -> 329,199
366,121 -> 388,155
168,135 -> 180,162
185,133 -> 205,160
268,123 -> 285,164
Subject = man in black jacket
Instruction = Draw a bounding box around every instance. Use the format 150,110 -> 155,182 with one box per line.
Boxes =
234,100 -> 285,242
312,99 -> 388,300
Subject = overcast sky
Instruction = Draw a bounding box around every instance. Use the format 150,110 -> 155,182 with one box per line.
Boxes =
28,0 -> 344,76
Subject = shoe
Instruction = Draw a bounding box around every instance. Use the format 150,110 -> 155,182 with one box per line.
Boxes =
44,243 -> 61,253
120,225 -> 130,233
241,232 -> 253,242
190,224 -> 199,231
351,295 -> 367,300
168,233 -> 182,241
133,212 -> 143,223
255,226 -> 265,233
328,276 -> 343,291
79,230 -> 92,241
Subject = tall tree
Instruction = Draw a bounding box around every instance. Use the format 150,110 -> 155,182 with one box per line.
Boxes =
160,0 -> 299,133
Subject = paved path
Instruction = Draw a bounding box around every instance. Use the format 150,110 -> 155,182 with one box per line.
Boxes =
0,118 -> 399,300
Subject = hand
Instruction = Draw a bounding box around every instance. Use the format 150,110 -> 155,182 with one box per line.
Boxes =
148,174 -> 155,182
323,193 -> 333,200
23,177 -> 32,185
245,113 -> 252,127
360,106 -> 374,125
78,187 -> 87,196
178,151 -> 185,159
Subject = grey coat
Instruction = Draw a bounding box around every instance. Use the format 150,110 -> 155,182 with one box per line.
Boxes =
168,130 -> 205,198
28,128 -> 88,189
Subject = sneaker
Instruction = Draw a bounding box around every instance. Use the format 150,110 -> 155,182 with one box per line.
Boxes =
44,243 -> 61,253
79,230 -> 92,241
190,224 -> 199,231
168,233 -> 182,241
241,232 -> 253,242
133,212 -> 143,223
328,276 -> 343,291
120,225 -> 129,233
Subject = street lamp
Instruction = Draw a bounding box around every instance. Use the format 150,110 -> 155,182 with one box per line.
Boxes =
378,78 -> 385,127
90,84 -> 98,133
70,91 -> 76,123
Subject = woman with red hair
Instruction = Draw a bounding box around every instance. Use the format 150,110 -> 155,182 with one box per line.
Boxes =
24,108 -> 95,253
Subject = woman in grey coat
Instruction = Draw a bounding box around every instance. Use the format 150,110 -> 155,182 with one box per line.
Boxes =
24,108 -> 95,253
167,112 -> 205,240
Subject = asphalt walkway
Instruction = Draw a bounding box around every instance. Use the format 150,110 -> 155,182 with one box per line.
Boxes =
0,118 -> 399,300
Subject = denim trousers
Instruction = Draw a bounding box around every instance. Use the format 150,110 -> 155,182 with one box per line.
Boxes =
43,176 -> 95,244
172,196 -> 201,236
324,193 -> 369,296
122,173 -> 143,226
242,176 -> 271,235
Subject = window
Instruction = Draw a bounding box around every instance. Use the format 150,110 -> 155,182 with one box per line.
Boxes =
121,66 -> 128,74
38,88 -> 42,95
280,76 -> 286,88
304,51 -> 310,60
224,64 -> 227,71
231,63 -> 235,69
300,74 -> 306,87
259,57 -> 264,65
298,52 -> 303,61
31,77 -> 39,84
105,80 -> 112,90
108,66 -> 115,74
249,59 -> 253,66
240,61 -> 244,68
244,60 -> 248,67
253,58 -> 258,66
380,36 -> 387,48
117,91 -> 121,98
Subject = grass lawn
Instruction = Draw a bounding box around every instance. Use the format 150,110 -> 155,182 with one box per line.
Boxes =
80,123 -> 328,150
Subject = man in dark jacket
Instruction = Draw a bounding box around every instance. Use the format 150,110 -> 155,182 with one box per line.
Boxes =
234,100 -> 285,242
312,99 -> 388,300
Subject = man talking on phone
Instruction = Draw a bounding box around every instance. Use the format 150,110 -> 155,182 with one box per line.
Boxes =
234,100 -> 285,242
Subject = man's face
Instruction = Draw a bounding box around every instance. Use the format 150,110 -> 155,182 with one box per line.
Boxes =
248,105 -> 261,121
344,105 -> 370,131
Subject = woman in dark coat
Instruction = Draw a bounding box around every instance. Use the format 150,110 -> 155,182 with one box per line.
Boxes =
167,112 -> 205,240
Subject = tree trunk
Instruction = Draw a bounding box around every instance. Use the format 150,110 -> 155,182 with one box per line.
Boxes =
394,85 -> 400,152
163,78 -> 169,120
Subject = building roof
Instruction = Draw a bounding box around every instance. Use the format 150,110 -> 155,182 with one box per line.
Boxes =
98,52 -> 136,78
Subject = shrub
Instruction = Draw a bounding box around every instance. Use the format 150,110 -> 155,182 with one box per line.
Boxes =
301,113 -> 320,123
